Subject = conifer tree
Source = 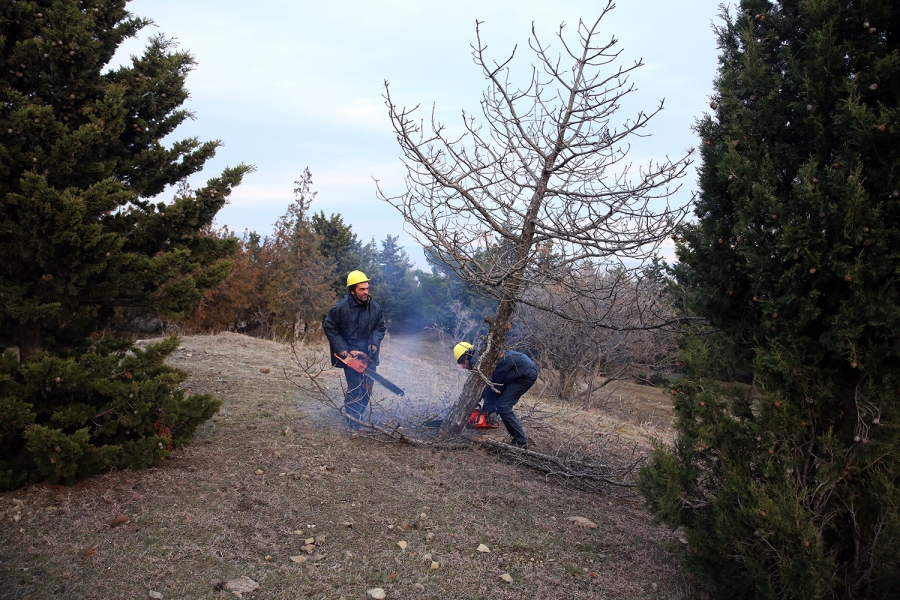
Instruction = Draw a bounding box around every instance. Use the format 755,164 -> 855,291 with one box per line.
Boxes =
639,1 -> 900,598
312,211 -> 380,297
262,169 -> 335,338
0,1 -> 250,489
376,234 -> 416,325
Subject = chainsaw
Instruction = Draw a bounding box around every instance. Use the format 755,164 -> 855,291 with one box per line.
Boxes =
334,352 -> 405,396
423,409 -> 501,429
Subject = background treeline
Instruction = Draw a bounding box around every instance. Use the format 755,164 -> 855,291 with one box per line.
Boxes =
177,169 -> 497,342
176,170 -> 681,401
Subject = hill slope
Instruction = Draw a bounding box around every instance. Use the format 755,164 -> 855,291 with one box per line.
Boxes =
0,332 -> 688,599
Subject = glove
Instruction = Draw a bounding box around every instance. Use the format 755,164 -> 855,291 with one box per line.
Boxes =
368,344 -> 378,355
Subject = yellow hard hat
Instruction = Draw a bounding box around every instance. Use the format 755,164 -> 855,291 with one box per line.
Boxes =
346,270 -> 370,287
453,342 -> 474,362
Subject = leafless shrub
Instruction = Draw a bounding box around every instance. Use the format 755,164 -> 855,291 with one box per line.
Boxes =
517,269 -> 679,404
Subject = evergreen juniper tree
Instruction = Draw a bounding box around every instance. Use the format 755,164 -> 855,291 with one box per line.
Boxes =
0,0 -> 251,490
311,210 -> 380,297
376,234 -> 416,325
639,1 -> 900,598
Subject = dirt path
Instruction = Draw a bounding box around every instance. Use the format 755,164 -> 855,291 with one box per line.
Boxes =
0,332 -> 689,599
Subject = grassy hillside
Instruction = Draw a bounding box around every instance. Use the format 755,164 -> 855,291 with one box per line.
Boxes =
0,332 -> 688,599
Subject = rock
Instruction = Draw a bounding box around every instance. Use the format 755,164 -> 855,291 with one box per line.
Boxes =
301,544 -> 316,554
367,588 -> 386,599
397,540 -> 408,550
289,555 -> 307,564
651,582 -> 659,592
421,553 -> 432,562
255,469 -> 264,475
305,537 -> 315,544
149,591 -> 163,599
476,544 -> 491,553
315,535 -> 326,545
224,577 -> 259,594
259,367 -> 270,374
567,516 -> 597,529
430,561 -> 440,569
499,573 -> 514,583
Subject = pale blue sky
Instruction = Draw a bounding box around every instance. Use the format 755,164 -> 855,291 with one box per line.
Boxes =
116,0 -> 722,267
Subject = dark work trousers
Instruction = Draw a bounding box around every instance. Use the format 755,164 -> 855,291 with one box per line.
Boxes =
343,365 -> 374,428
481,373 -> 537,445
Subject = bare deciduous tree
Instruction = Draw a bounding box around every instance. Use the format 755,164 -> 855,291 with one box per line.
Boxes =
517,269 -> 679,406
377,2 -> 692,434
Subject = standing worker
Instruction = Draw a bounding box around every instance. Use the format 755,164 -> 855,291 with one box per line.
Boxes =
323,271 -> 387,430
453,342 -> 538,448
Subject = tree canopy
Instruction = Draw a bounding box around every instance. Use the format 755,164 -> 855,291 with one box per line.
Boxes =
639,2 -> 900,597
0,0 -> 249,490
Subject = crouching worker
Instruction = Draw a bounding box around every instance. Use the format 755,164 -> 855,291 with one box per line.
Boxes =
323,271 -> 386,430
453,342 -> 538,448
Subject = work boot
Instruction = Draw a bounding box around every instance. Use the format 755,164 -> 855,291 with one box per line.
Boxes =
510,439 -> 529,449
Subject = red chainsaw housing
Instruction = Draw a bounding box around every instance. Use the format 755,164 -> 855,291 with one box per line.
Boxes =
335,352 -> 369,373
468,409 -> 501,429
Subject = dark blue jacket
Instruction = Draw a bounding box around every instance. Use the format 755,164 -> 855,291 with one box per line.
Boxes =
322,295 -> 386,366
472,350 -> 538,384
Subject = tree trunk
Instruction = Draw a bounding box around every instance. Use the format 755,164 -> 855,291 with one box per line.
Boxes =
18,320 -> 41,361
439,292 -> 520,435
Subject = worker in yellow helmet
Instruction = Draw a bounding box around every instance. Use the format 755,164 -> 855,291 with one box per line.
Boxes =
453,341 -> 538,448
323,271 -> 387,430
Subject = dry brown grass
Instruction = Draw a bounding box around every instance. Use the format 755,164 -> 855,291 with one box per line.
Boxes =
0,332 -> 693,599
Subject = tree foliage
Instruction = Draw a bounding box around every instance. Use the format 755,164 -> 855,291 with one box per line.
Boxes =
312,211 -> 381,299
376,234 -> 417,324
183,170 -> 338,339
0,0 -> 249,489
260,169 -> 335,338
639,2 -> 900,597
